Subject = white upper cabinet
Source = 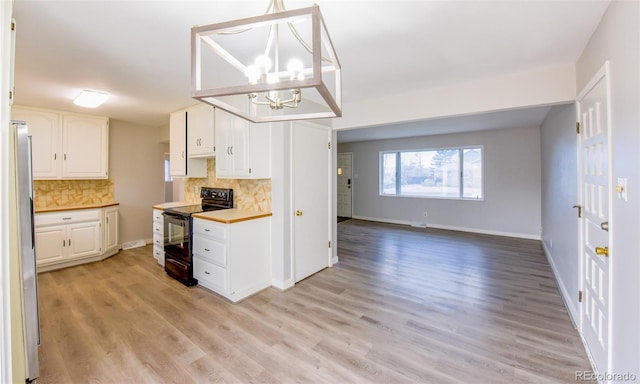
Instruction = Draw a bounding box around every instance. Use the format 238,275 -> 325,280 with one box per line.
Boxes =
215,108 -> 271,179
11,106 -> 109,179
187,103 -> 215,158
11,107 -> 60,178
169,107 -> 207,178
62,114 -> 108,179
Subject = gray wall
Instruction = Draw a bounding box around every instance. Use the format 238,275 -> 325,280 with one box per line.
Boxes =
109,119 -> 165,244
576,0 -> 640,376
338,125 -> 542,239
540,104 -> 579,321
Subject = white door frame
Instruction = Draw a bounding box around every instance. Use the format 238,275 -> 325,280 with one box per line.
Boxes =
337,152 -> 353,218
289,121 -> 333,282
576,60 -> 613,375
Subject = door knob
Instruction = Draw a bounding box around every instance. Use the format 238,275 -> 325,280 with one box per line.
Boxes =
296,210 -> 303,216
600,221 -> 609,231
595,246 -> 609,257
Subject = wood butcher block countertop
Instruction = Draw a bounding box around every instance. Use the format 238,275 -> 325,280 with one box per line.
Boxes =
193,209 -> 272,224
152,201 -> 193,210
36,202 -> 119,213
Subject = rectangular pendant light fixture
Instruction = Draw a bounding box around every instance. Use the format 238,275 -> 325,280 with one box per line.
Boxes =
191,4 -> 341,123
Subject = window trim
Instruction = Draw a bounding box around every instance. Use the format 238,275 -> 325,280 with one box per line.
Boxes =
379,145 -> 484,201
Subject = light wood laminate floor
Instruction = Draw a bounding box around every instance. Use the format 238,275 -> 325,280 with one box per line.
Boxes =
37,220 -> 592,383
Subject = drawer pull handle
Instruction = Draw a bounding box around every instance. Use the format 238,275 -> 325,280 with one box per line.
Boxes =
205,271 -> 210,275
204,229 -> 210,232
62,217 -> 72,220
204,248 -> 210,252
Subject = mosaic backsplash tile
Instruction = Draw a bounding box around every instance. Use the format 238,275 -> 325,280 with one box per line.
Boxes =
34,179 -> 115,209
183,159 -> 271,212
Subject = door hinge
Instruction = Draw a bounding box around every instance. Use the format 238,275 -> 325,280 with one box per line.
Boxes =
11,21 -> 15,31
328,141 -> 331,149
578,290 -> 583,302
8,91 -> 12,100
249,168 -> 252,174
572,205 -> 582,218
576,122 -> 581,134
328,241 -> 331,248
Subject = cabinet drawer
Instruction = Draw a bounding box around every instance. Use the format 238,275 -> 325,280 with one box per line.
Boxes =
153,245 -> 164,260
153,209 -> 163,222
194,256 -> 226,292
152,233 -> 163,248
36,209 -> 101,227
193,234 -> 226,267
153,221 -> 163,234
193,219 -> 227,241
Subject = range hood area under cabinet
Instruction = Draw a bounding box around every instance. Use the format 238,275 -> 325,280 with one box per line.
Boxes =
169,104 -> 271,179
12,105 -> 109,180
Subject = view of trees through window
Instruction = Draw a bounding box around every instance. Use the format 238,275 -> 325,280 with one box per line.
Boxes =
381,147 -> 483,199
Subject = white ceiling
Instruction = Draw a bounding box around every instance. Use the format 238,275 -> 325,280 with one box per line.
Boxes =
12,0 -> 609,134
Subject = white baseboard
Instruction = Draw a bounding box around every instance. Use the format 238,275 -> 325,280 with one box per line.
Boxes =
351,215 -> 541,240
542,241 -> 580,328
271,277 -> 294,291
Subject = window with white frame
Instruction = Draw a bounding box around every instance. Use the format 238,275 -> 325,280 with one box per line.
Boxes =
380,146 -> 483,199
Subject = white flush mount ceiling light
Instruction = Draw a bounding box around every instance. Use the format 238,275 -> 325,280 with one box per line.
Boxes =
73,90 -> 109,108
191,0 -> 341,123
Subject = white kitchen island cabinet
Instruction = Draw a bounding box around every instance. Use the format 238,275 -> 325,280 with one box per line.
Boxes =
214,108 -> 271,179
35,204 -> 120,272
11,105 -> 109,179
192,212 -> 271,302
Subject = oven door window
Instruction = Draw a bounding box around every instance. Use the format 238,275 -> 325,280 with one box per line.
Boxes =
163,214 -> 190,261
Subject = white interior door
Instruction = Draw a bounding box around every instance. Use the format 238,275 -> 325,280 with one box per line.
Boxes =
293,122 -> 330,282
337,153 -> 353,218
577,62 -> 612,374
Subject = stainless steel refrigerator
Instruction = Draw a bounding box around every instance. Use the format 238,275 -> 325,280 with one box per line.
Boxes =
12,120 -> 40,382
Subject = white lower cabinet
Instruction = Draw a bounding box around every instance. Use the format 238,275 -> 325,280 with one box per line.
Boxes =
193,216 -> 271,302
35,206 -> 119,272
152,209 -> 164,266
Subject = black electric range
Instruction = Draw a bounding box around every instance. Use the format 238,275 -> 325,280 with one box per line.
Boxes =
162,187 -> 233,286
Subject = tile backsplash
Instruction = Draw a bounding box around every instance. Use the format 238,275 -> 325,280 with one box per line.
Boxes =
183,158 -> 271,212
34,179 -> 114,209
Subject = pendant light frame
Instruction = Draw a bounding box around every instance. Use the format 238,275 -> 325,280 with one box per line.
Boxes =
191,5 -> 341,123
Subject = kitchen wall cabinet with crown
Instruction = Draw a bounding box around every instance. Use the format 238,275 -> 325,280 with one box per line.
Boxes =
12,105 -> 109,179
35,205 -> 120,272
169,105 -> 209,177
214,108 -> 271,179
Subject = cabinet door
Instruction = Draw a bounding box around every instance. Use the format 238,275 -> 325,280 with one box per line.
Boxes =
12,107 -> 61,179
215,109 -> 250,177
62,115 -> 108,178
104,207 -> 119,254
187,104 -> 215,157
67,221 -> 101,259
230,118 -> 250,175
170,110 -> 187,176
34,225 -> 65,264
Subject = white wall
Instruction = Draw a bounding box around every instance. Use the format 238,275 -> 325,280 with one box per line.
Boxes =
576,0 -> 640,378
338,125 -> 542,239
333,64 -> 576,130
540,104 -> 579,322
109,119 -> 166,244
